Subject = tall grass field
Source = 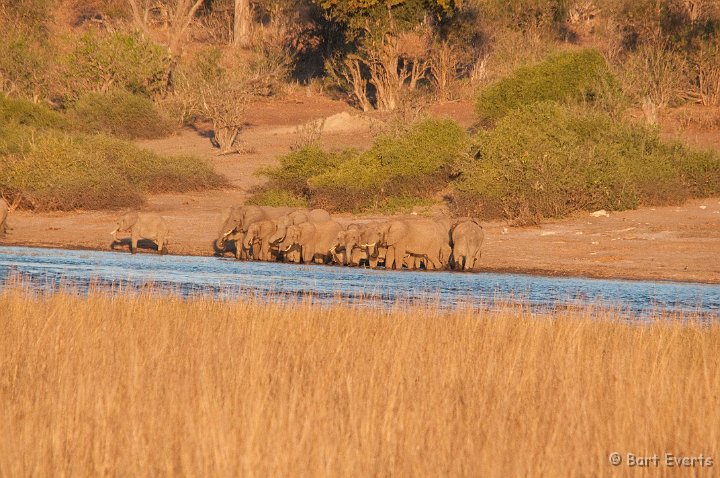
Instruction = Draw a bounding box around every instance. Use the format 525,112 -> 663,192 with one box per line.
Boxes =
1,287 -> 718,476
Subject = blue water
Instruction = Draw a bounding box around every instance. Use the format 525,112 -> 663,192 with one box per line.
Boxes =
0,246 -> 718,316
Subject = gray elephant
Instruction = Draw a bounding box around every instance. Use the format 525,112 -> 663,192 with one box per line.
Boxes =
280,220 -> 342,265
367,219 -> 451,271
111,212 -> 169,254
0,198 -> 8,237
269,208 -> 331,242
333,224 -> 363,266
332,221 -> 387,268
333,223 -> 385,267
450,218 -> 484,272
216,205 -> 293,258
270,209 -> 331,262
242,219 -> 279,261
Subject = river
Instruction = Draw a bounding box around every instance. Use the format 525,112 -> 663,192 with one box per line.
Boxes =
0,246 -> 718,316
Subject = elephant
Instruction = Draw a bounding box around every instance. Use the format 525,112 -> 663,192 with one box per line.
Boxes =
215,205 -> 293,258
332,223 -> 386,267
335,222 -> 366,267
280,220 -> 342,265
111,212 -> 169,254
270,209 -> 331,262
242,219 -> 279,261
450,219 -> 484,272
333,224 -> 362,266
0,198 -> 8,237
366,219 -> 451,271
269,208 -> 331,243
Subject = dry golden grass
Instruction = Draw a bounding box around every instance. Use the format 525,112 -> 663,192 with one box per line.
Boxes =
0,287 -> 718,477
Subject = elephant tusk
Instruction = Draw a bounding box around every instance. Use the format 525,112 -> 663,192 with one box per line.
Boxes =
360,242 -> 376,248
110,229 -> 118,236
222,230 -> 234,239
284,245 -> 293,252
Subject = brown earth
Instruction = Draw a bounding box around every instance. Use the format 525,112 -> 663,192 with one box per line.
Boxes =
2,92 -> 719,284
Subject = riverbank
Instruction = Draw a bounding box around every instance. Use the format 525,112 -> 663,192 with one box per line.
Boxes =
2,195 -> 719,284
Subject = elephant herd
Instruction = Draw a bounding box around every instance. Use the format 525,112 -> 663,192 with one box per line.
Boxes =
213,205 -> 484,272
1,200 -> 484,272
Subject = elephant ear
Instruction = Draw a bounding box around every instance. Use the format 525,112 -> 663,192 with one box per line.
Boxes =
380,223 -> 399,245
123,212 -> 139,228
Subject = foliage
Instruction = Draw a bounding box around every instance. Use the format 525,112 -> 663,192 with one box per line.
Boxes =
0,29 -> 53,98
475,49 -> 616,123
253,118 -> 468,212
260,146 -> 347,197
0,125 -> 226,211
453,102 -> 720,222
0,96 -> 67,131
63,29 -> 171,99
66,91 -> 173,139
246,188 -> 309,208
172,48 -> 285,152
0,0 -> 54,97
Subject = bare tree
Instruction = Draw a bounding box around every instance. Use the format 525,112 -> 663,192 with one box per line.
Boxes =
233,0 -> 252,47
126,0 -> 205,55
326,55 -> 372,112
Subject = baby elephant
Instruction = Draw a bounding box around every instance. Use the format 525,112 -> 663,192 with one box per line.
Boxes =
111,212 -> 169,254
0,198 -> 8,237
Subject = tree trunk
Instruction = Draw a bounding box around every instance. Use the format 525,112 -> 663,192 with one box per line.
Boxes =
234,0 -> 252,48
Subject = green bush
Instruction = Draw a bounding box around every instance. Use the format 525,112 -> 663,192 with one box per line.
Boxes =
0,96 -> 66,130
63,30 -> 170,99
453,102 -> 720,222
253,118 -> 468,212
475,49 -> 616,123
246,188 -> 309,208
260,146 -> 350,197
310,119 -> 467,211
66,91 -> 173,139
0,126 -> 226,211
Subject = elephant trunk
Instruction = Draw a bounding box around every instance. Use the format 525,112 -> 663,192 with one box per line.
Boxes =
342,244 -> 354,265
269,226 -> 286,245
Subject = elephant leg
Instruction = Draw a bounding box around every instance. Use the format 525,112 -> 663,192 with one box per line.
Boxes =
392,246 -> 405,271
427,254 -> 441,271
384,246 -> 395,269
157,236 -> 168,255
130,233 -> 138,254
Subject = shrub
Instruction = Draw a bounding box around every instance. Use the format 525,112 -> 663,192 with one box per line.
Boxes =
0,29 -> 52,98
246,188 -> 309,208
0,96 -> 66,130
453,102 -> 720,222
260,146 -> 349,197
475,49 -> 616,123
309,118 -> 468,211
63,30 -> 170,99
253,118 -> 468,212
0,127 -> 226,211
66,91 -> 173,139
